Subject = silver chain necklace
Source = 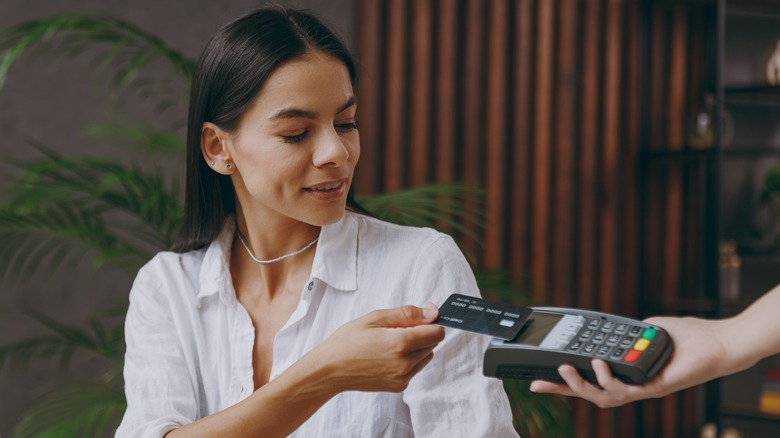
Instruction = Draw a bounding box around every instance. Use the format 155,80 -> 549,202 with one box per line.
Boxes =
235,231 -> 319,264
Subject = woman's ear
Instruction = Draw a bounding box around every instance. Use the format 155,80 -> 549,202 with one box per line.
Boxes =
201,122 -> 235,174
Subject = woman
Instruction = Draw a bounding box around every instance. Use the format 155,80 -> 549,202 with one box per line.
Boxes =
116,7 -> 517,438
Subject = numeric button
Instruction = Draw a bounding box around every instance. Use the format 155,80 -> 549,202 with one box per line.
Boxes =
582,343 -> 597,355
595,346 -> 611,357
610,348 -> 627,360
579,330 -> 594,341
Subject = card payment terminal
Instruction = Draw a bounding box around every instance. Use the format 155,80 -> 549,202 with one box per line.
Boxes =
483,307 -> 673,385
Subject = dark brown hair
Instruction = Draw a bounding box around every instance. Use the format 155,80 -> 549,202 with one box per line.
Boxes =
173,7 -> 366,252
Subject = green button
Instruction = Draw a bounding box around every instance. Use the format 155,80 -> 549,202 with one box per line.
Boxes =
641,328 -> 657,340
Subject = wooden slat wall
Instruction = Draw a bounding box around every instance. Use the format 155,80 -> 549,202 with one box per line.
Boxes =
641,1 -> 716,438
355,0 -> 707,437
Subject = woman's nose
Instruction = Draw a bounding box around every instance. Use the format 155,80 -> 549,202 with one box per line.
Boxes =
312,128 -> 350,167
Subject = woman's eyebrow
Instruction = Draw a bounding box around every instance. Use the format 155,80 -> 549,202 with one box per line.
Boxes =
268,96 -> 357,121
336,96 -> 357,113
269,108 -> 317,121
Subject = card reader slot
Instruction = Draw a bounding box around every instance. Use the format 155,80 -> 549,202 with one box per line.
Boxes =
496,365 -> 597,384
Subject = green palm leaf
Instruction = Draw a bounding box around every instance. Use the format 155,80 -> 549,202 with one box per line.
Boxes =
504,380 -> 572,438
0,13 -> 195,99
475,269 -> 534,306
8,383 -> 126,438
83,119 -> 186,155
760,161 -> 780,204
5,144 -> 183,258
0,203 -> 150,278
359,183 -> 486,261
0,309 -> 124,371
360,184 -> 485,226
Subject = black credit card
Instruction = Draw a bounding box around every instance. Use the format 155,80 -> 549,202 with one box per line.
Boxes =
433,293 -> 532,340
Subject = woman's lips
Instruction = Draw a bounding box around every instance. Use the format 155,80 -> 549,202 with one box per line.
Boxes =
303,180 -> 347,200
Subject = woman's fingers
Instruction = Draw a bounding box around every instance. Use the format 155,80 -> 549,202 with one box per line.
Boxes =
396,324 -> 446,351
530,361 -> 635,408
366,303 -> 439,329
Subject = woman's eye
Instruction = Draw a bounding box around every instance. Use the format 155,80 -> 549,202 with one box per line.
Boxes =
280,131 -> 308,143
335,122 -> 359,133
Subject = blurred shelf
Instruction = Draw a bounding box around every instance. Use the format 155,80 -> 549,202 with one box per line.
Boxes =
722,406 -> 780,423
642,148 -> 717,161
727,0 -> 780,17
656,0 -> 780,9
722,148 -> 780,159
725,85 -> 780,107
738,251 -> 780,260
642,147 -> 780,161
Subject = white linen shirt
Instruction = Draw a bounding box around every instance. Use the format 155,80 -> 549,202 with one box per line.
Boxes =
116,211 -> 519,438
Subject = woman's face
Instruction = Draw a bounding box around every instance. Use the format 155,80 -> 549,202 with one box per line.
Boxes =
222,52 -> 359,228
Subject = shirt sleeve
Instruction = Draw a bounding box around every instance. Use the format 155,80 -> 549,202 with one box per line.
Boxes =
115,260 -> 199,438
403,235 -> 520,438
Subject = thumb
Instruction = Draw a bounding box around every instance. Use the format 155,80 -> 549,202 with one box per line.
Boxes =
371,302 -> 439,328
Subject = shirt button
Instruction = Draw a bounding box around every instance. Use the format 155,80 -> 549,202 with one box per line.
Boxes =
307,281 -> 313,291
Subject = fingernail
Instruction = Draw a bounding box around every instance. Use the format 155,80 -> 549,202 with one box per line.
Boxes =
422,301 -> 438,319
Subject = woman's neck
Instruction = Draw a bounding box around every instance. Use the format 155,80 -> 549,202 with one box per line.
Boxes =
234,209 -> 321,262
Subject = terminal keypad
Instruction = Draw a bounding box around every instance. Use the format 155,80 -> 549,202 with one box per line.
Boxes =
558,317 -> 659,364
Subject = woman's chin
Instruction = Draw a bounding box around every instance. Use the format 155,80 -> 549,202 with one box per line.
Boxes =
302,207 -> 347,227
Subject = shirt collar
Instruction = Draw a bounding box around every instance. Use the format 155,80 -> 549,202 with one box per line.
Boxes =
195,212 -> 359,306
197,219 -> 236,306
310,211 -> 358,292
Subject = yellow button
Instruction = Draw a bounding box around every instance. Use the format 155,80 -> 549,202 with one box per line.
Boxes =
633,338 -> 650,351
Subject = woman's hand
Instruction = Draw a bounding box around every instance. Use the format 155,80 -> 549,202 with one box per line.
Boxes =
308,303 -> 445,394
528,316 -> 731,408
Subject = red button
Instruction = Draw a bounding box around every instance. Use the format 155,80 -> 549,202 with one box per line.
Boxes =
624,350 -> 642,363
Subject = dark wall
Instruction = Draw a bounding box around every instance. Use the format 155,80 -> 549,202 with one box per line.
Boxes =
0,0 -> 355,433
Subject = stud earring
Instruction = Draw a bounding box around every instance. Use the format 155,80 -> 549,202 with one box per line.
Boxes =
210,161 -> 215,167
226,163 -> 233,170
